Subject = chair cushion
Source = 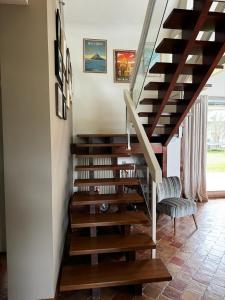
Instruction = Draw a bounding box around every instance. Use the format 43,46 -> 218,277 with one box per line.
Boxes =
157,197 -> 197,218
157,177 -> 181,203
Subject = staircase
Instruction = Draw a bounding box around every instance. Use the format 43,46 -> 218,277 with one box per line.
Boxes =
58,0 -> 225,298
59,135 -> 171,298
137,0 -> 225,146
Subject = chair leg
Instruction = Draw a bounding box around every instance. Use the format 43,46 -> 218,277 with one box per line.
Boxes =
192,214 -> 198,229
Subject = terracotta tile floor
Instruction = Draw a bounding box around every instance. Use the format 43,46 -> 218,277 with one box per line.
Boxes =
1,200 -> 225,300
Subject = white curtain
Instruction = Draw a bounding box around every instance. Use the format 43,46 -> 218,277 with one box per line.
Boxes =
181,95 -> 208,202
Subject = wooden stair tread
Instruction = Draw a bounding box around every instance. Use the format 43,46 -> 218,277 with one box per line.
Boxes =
164,9 -> 225,31
76,154 -> 130,158
71,192 -> 143,205
138,112 -> 181,117
60,259 -> 172,291
70,211 -> 149,228
74,178 -> 139,187
140,98 -> 189,105
77,134 -> 128,138
156,39 -> 223,55
69,233 -> 155,255
74,143 -> 127,147
75,164 -> 134,171
149,62 -> 222,75
143,123 -> 174,128
144,82 -> 198,91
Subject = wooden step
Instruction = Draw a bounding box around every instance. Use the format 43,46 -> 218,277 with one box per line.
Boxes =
71,192 -> 143,206
139,113 -> 181,125
60,259 -> 172,291
138,112 -> 181,118
144,82 -> 198,91
75,164 -> 135,171
139,104 -> 186,114
150,134 -> 170,144
163,9 -> 225,31
140,98 -> 189,106
71,143 -> 128,153
149,62 -> 219,75
74,178 -> 139,187
69,233 -> 155,256
70,211 -> 149,228
76,154 -> 130,158
156,39 -> 223,55
77,134 -> 128,138
143,124 -> 174,135
75,143 -> 127,148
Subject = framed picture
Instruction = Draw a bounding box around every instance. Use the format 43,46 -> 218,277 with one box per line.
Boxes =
56,9 -> 61,44
143,42 -> 161,77
113,50 -> 136,83
61,30 -> 67,70
55,83 -> 63,119
63,98 -> 67,120
63,71 -> 67,98
68,62 -> 73,104
66,48 -> 70,82
83,39 -> 107,73
55,40 -> 63,86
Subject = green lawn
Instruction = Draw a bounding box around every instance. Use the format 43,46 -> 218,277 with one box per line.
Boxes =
207,149 -> 225,172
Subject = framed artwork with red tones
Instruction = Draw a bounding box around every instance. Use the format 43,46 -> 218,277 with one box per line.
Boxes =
113,50 -> 136,83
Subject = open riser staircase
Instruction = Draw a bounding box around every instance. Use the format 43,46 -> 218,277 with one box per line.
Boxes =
58,0 -> 225,298
59,135 -> 171,298
137,0 -> 225,146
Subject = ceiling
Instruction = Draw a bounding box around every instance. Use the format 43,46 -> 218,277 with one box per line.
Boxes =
64,0 -> 149,26
0,0 -> 28,4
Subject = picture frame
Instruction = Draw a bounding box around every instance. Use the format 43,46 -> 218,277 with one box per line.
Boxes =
63,70 -> 67,98
83,38 -> 107,73
56,9 -> 61,45
113,49 -> 136,83
66,48 -> 70,83
55,83 -> 63,119
68,61 -> 73,104
63,98 -> 67,120
55,40 -> 63,86
61,30 -> 67,70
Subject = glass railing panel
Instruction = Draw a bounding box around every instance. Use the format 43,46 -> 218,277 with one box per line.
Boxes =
131,0 -> 169,107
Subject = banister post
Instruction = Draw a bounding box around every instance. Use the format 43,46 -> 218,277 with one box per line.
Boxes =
151,180 -> 157,259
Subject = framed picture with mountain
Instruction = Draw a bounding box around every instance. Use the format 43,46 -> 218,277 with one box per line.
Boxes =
113,49 -> 136,83
83,39 -> 107,73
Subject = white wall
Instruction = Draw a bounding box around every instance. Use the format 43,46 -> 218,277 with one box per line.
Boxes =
0,78 -> 6,252
65,24 -> 143,134
167,137 -> 181,177
0,1 -> 73,299
65,11 -> 181,176
206,71 -> 225,97
47,0 -> 73,287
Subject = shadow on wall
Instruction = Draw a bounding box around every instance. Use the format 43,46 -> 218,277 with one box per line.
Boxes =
0,70 -> 6,253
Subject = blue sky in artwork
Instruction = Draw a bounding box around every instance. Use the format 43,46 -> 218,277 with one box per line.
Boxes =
84,40 -> 106,59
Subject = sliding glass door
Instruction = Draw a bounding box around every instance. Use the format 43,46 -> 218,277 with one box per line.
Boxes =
207,97 -> 225,193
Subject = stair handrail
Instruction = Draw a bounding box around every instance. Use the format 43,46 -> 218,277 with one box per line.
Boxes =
124,90 -> 162,184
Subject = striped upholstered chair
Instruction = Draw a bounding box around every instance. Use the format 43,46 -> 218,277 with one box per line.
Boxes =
156,176 -> 198,234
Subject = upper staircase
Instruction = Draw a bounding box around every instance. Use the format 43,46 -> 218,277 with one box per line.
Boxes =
132,0 -> 225,146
